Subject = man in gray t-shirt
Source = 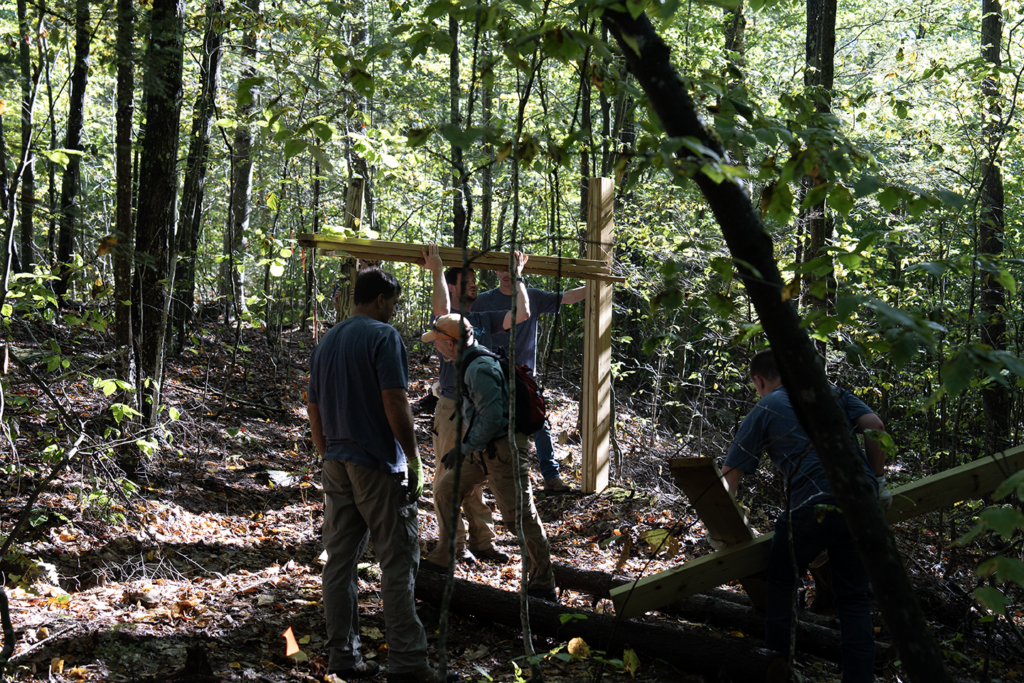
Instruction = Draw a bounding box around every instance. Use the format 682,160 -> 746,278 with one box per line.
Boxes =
472,270 -> 586,491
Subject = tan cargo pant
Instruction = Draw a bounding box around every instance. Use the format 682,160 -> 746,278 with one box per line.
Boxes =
426,432 -> 555,590
432,396 -> 495,553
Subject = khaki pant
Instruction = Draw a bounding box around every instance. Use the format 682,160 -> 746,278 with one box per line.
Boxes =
432,396 -> 495,553
322,460 -> 429,674
426,433 -> 554,591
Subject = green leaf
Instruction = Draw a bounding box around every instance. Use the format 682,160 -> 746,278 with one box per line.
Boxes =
942,352 -> 975,397
237,77 -> 266,106
974,586 -> 1008,615
828,185 -> 854,216
406,127 -> 434,147
978,507 -> 1024,540
835,295 -> 865,321
997,269 -> 1016,292
837,253 -> 862,270
438,124 -> 485,149
169,407 -> 180,420
309,145 -> 334,173
992,471 -> 1024,500
311,122 -> 334,143
325,1 -> 344,16
270,262 -> 285,277
853,175 -> 883,198
619,32 -> 641,57
708,293 -> 736,317
877,187 -> 901,212
284,139 -> 307,159
935,189 -> 965,208
625,0 -> 648,19
978,556 -> 1024,586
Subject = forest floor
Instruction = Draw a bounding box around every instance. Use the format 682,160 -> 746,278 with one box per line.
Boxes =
2,316 -> 1022,683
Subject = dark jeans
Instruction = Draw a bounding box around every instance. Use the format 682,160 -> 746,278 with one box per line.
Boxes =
766,503 -> 875,683
533,424 -> 558,480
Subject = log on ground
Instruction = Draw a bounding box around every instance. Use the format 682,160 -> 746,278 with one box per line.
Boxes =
550,563 -> 894,667
414,570 -> 788,682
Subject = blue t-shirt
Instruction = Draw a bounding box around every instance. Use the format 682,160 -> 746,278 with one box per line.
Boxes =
437,310 -> 508,399
308,315 -> 409,473
471,287 -> 562,372
723,385 -> 878,510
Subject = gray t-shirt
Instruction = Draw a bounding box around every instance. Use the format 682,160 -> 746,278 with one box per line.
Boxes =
308,315 -> 409,473
437,310 -> 508,399
723,385 -> 878,510
471,287 -> 562,372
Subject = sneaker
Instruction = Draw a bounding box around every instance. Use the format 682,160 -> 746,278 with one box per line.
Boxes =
329,659 -> 380,680
527,587 -> 557,601
472,547 -> 510,563
389,666 -> 458,683
456,549 -> 478,565
543,476 -> 571,493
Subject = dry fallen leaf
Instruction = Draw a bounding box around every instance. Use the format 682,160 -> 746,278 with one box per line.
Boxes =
282,626 -> 299,656
567,637 -> 590,658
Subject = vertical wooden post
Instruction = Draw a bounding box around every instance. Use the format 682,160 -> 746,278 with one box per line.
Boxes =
582,177 -> 613,493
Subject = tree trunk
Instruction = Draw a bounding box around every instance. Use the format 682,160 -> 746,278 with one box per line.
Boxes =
599,10 -> 953,683
980,0 -> 1010,456
414,570 -> 789,681
54,0 -> 92,301
18,0 -> 35,272
173,0 -> 224,353
449,14 -> 468,248
578,15 -> 592,258
113,0 -> 136,390
132,0 -> 185,421
222,0 -> 259,320
800,0 -> 837,318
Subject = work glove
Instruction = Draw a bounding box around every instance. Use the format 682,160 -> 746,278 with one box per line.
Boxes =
441,447 -> 459,470
877,476 -> 893,511
407,457 -> 424,500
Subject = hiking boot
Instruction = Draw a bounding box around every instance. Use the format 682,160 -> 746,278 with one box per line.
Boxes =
527,587 -> 558,602
472,547 -> 510,563
388,666 -> 458,683
543,476 -> 571,493
329,659 -> 380,680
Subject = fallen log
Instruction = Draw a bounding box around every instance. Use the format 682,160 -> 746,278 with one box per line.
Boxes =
550,563 -> 895,667
414,570 -> 788,682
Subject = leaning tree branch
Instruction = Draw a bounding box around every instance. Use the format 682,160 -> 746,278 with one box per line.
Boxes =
599,8 -> 953,683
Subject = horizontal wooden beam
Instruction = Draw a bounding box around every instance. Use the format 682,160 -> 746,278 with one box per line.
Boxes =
611,445 -> 1024,619
295,234 -> 625,283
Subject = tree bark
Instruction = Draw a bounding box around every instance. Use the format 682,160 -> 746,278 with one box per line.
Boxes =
114,0 -> 136,390
18,0 -> 35,272
132,0 -> 185,420
414,570 -> 789,681
173,0 -> 224,353
800,0 -> 837,317
450,14 -> 468,248
980,0 -> 1010,456
54,0 -> 92,301
222,0 -> 259,320
598,9 -> 953,683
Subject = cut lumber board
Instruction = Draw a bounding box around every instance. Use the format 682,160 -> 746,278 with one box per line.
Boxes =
668,457 -> 767,607
581,178 -> 614,493
611,445 -> 1024,618
294,234 -> 626,283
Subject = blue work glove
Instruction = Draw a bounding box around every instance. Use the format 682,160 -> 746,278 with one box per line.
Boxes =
877,476 -> 893,511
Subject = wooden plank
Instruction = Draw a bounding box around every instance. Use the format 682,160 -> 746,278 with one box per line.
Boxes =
611,446 -> 1024,618
582,178 -> 614,494
668,457 -> 767,607
886,445 -> 1024,524
295,234 -> 626,283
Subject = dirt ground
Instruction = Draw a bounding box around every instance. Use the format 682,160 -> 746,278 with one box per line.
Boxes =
2,319 -> 1021,682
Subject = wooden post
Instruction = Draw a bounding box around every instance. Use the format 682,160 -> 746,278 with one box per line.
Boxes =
582,178 -> 614,494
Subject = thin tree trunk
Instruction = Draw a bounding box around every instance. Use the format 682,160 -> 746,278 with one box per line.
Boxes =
18,0 -> 35,272
450,14 -> 468,248
114,0 -> 136,390
223,0 -> 259,319
174,0 -> 224,353
599,10 -> 955,683
133,0 -> 186,422
980,0 -> 1010,455
54,0 -> 92,301
800,0 -> 837,318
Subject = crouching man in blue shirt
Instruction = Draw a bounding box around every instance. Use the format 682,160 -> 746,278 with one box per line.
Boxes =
720,349 -> 889,683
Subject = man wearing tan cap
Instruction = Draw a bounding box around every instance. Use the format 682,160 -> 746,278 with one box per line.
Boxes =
420,313 -> 556,600
417,244 -> 530,565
